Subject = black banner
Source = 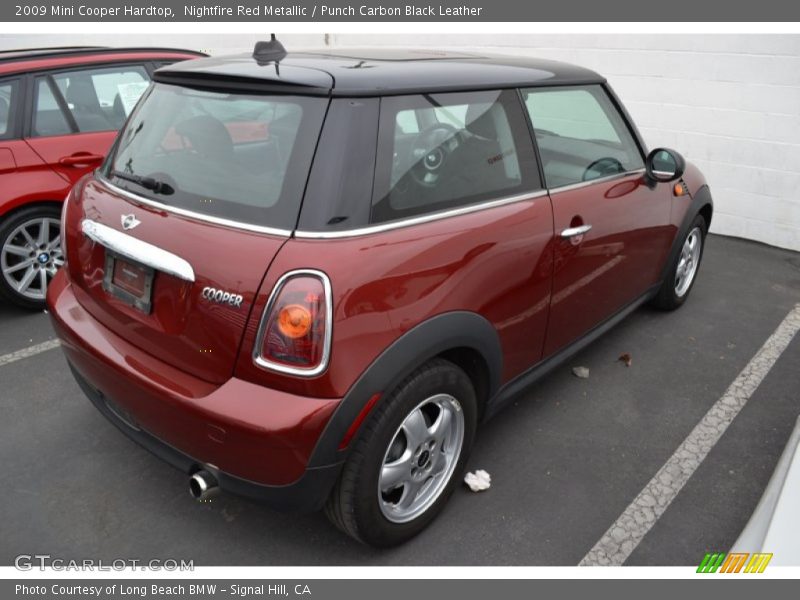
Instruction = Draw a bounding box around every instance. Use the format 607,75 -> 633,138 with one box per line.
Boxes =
3,0 -> 800,22
5,579 -> 800,600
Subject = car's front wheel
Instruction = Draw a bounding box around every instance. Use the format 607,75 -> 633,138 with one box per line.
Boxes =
0,205 -> 64,310
325,358 -> 477,547
652,213 -> 707,311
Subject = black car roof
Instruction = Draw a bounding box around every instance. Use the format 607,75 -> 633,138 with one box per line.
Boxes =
154,48 -> 606,97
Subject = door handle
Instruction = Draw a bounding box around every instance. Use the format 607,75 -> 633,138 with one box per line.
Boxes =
59,153 -> 104,167
561,224 -> 592,238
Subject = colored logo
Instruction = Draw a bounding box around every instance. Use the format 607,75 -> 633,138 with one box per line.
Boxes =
697,552 -> 773,573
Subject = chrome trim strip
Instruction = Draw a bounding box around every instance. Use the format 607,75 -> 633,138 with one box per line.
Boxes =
547,169 -> 646,195
98,169 -> 643,242
252,269 -> 333,378
96,175 -> 293,238
81,219 -> 195,283
294,190 -> 549,240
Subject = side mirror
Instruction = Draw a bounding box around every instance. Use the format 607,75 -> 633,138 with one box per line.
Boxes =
645,147 -> 686,183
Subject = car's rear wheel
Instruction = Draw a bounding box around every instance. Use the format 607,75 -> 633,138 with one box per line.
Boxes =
325,358 -> 477,547
652,213 -> 707,310
0,205 -> 64,310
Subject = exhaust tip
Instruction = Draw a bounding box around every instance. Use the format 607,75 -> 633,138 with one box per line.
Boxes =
189,470 -> 219,501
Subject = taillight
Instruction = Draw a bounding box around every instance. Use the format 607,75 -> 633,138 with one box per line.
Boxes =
253,270 -> 332,376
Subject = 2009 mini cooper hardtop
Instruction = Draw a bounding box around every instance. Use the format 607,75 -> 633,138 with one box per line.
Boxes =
49,39 -> 713,546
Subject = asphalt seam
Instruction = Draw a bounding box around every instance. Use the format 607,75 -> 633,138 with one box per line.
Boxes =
0,339 -> 61,367
579,302 -> 800,566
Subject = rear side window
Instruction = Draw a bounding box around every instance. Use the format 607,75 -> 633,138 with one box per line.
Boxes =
371,89 -> 541,224
104,83 -> 327,230
0,79 -> 19,139
32,64 -> 149,136
522,85 -> 644,188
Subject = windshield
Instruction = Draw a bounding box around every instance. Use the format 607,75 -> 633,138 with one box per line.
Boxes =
104,83 -> 328,230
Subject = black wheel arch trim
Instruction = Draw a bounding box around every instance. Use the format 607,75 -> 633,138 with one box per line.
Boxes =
659,184 -> 713,285
307,310 -> 503,468
0,199 -> 63,221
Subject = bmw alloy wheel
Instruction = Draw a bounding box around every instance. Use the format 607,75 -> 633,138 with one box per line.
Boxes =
1,217 -> 63,301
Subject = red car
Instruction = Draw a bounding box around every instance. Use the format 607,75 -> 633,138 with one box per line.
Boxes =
0,46 -> 204,309
48,41 -> 713,547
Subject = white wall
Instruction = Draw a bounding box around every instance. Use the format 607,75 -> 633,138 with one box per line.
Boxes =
2,33 -> 799,251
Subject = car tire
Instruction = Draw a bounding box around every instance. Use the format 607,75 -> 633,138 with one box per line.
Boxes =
652,213 -> 707,311
324,358 -> 478,547
0,204 -> 64,311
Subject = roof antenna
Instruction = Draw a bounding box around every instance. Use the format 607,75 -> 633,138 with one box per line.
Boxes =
253,34 -> 287,74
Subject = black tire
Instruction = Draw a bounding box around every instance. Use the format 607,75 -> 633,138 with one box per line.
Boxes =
652,213 -> 707,311
0,204 -> 63,310
324,358 -> 478,547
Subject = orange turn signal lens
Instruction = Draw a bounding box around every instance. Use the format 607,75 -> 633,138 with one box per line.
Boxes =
673,183 -> 686,196
277,304 -> 312,339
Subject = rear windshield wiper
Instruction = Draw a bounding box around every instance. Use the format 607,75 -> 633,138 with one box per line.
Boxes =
110,170 -> 175,196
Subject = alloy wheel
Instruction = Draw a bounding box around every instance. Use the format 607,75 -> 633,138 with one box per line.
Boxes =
674,226 -> 702,298
1,217 -> 63,301
378,393 -> 465,523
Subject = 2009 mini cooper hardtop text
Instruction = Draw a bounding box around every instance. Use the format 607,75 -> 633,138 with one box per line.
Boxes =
48,39 -> 713,546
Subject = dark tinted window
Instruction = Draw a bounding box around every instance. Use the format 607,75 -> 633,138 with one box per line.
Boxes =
104,83 -> 328,230
371,89 -> 541,224
522,85 -> 644,188
0,79 -> 19,139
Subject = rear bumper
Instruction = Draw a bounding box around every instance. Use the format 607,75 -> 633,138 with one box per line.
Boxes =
47,271 -> 343,512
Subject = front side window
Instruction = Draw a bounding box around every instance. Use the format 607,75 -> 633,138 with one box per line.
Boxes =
522,85 -> 644,188
0,79 -> 18,138
371,89 -> 541,224
33,64 -> 149,136
104,83 -> 327,229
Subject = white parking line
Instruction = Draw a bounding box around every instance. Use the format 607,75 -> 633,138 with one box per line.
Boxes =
0,339 -> 61,368
580,303 -> 800,566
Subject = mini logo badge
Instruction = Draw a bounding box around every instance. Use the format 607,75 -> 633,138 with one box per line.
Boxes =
121,214 -> 141,231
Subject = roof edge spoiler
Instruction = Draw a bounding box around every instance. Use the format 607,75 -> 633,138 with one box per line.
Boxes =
152,71 -> 330,97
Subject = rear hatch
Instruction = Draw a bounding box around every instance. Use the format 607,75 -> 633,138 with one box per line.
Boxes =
64,79 -> 329,383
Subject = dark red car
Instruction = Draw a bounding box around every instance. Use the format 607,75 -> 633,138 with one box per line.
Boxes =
0,46 -> 204,308
48,41 -> 713,547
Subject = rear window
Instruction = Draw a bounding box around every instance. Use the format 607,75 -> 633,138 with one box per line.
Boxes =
103,83 -> 327,230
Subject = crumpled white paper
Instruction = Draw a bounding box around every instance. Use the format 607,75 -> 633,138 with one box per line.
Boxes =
464,469 -> 491,492
572,366 -> 590,379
